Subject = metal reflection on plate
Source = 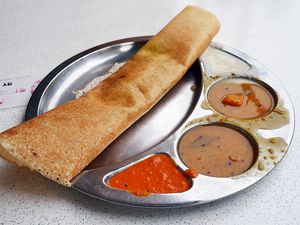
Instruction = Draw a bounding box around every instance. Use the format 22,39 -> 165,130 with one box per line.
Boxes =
25,37 -> 295,208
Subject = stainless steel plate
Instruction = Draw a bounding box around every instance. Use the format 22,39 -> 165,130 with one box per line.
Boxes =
25,37 -> 295,208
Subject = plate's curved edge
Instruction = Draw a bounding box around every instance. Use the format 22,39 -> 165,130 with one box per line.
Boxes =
24,36 -> 153,121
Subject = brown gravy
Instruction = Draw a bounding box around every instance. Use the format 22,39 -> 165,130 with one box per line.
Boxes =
207,79 -> 275,119
178,125 -> 255,177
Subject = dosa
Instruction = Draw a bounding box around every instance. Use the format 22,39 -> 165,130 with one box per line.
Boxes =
0,6 -> 220,186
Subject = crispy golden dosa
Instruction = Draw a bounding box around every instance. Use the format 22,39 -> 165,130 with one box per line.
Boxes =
0,6 -> 220,186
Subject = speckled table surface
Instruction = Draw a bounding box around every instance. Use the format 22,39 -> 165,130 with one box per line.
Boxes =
0,0 -> 299,224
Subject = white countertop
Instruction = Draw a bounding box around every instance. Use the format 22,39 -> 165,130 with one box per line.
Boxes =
0,0 -> 299,224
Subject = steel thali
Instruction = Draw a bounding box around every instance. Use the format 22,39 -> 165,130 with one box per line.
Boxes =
25,36 -> 295,207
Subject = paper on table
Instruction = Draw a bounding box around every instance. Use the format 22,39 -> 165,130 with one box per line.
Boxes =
0,77 -> 41,110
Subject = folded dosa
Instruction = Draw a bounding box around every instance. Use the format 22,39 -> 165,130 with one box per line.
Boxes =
0,6 -> 220,186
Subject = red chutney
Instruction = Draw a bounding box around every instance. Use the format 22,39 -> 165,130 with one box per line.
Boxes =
183,169 -> 198,178
107,154 -> 191,196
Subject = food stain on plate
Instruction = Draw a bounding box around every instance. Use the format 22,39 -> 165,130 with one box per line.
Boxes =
183,73 -> 290,176
107,154 -> 194,196
200,73 -> 289,131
